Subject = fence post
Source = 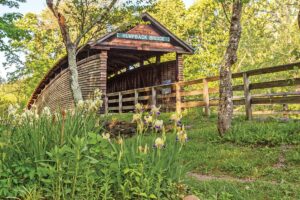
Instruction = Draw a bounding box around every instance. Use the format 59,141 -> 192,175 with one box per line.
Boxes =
175,83 -> 181,113
104,95 -> 109,114
134,89 -> 139,105
203,78 -> 210,116
118,92 -> 122,114
152,87 -> 157,107
243,73 -> 252,120
283,94 -> 288,117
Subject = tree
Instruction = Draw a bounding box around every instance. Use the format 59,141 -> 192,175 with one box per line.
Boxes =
0,0 -> 27,51
217,0 -> 243,136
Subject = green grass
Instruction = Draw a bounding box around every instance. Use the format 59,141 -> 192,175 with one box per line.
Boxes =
109,108 -> 300,199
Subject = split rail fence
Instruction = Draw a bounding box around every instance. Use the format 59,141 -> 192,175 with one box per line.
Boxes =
105,62 -> 300,119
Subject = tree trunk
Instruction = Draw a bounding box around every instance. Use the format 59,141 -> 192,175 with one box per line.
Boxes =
67,43 -> 83,103
218,0 -> 243,136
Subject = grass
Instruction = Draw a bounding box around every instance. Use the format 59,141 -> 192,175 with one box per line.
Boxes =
109,108 -> 300,199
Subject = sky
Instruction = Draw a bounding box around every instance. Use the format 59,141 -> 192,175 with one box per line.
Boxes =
0,0 -> 195,79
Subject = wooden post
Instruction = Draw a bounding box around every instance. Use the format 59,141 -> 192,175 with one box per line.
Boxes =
152,87 -> 157,107
175,83 -> 181,113
203,78 -> 210,116
243,73 -> 252,120
104,95 -> 108,114
134,89 -> 139,105
176,53 -> 184,82
118,92 -> 122,114
100,50 -> 108,114
283,94 -> 288,117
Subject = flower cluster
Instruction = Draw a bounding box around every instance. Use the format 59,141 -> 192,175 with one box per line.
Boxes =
171,112 -> 188,145
131,104 -> 188,153
77,89 -> 103,113
7,104 -> 46,125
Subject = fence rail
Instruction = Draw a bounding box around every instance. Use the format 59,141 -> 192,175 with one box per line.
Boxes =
105,62 -> 300,119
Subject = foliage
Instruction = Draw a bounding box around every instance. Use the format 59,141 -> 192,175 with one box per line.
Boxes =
0,93 -> 189,199
0,0 -> 27,51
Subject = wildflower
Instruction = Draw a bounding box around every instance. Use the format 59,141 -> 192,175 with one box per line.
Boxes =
144,115 -> 153,124
41,107 -> 51,117
89,101 -> 99,112
135,103 -> 143,112
132,113 -> 142,122
154,120 -> 163,131
94,89 -> 102,99
102,133 -> 110,141
116,137 -> 123,145
170,112 -> 182,123
154,137 -> 165,149
77,100 -> 84,109
8,104 -> 20,116
94,98 -> 103,108
150,105 -> 161,116
138,144 -> 149,154
176,125 -> 188,144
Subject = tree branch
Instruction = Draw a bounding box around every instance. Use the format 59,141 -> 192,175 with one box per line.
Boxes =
75,0 -> 118,46
221,2 -> 231,25
46,0 -> 71,45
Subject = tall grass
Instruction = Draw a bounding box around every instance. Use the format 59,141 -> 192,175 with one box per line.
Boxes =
0,92 -> 189,199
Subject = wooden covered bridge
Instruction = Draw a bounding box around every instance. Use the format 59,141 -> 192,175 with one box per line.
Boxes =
27,13 -> 194,112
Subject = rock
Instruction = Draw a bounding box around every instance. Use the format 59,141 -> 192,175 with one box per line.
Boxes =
183,195 -> 200,200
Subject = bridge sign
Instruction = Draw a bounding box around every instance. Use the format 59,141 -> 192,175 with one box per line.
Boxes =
117,33 -> 170,42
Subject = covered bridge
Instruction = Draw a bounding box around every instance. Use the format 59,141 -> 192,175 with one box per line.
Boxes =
27,13 -> 194,112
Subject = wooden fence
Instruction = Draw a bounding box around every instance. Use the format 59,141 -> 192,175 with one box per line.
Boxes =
105,62 -> 300,119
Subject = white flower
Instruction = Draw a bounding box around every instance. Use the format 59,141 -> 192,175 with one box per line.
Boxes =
154,137 -> 165,149
132,113 -> 142,122
170,112 -> 182,123
151,105 -> 160,115
154,120 -> 163,130
102,133 -> 110,140
135,103 -> 143,112
7,104 -> 19,116
144,115 -> 153,124
177,125 -> 188,144
41,107 -> 51,117
77,100 -> 84,109
94,89 -> 102,99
